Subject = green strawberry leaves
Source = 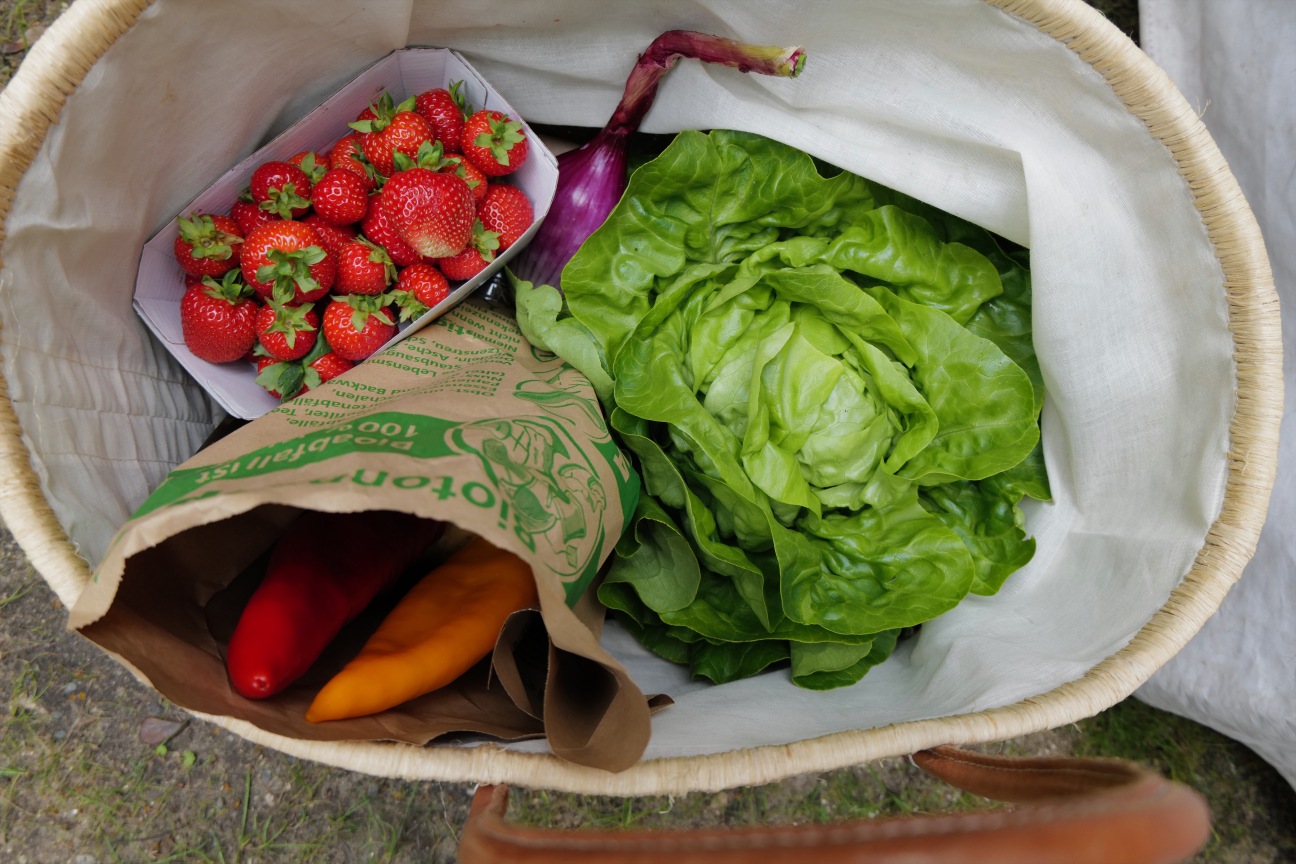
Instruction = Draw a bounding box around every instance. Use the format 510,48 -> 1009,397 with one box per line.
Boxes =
254,327 -> 332,402
259,182 -> 312,220
256,245 -> 328,306
473,115 -> 526,167
293,152 -> 328,185
349,93 -> 418,134
254,354 -> 305,400
393,139 -> 454,173
199,270 -> 254,304
392,290 -> 429,322
337,292 -> 396,332
446,79 -> 470,119
356,236 -> 398,283
261,300 -> 317,350
467,219 -> 501,263
177,213 -> 241,260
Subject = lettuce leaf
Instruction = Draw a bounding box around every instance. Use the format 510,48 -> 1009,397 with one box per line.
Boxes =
516,130 -> 1047,689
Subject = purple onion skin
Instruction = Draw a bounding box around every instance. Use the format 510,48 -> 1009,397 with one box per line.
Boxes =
512,31 -> 805,292
516,128 -> 629,289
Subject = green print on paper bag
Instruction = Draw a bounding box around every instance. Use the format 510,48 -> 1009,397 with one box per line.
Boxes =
125,388 -> 638,606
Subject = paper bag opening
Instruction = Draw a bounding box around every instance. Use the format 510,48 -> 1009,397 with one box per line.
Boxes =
73,301 -> 651,772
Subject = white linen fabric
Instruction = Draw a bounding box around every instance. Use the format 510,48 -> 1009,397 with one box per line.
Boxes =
0,0 -> 1237,759
1136,0 -> 1296,791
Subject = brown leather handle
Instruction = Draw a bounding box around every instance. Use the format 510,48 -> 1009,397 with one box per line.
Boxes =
457,745 -> 1211,863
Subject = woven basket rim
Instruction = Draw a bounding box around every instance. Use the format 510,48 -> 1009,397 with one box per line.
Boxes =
0,0 -> 1282,796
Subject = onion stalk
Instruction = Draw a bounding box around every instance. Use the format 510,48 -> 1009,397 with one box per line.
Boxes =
512,30 -> 806,290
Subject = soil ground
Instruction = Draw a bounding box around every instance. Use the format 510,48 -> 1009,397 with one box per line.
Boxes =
1,1 -> 1294,862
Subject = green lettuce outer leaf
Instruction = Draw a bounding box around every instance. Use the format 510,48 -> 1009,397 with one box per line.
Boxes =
512,273 -> 614,404
791,629 -> 900,690
869,187 -> 1048,426
693,639 -> 791,685
920,480 -> 1036,596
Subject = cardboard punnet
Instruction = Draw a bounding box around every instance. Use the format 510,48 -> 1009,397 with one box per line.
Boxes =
135,48 -> 558,420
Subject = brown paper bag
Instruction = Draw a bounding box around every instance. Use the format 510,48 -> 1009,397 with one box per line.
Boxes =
69,299 -> 652,772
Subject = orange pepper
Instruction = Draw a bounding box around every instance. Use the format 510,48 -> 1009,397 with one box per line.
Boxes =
305,535 -> 538,723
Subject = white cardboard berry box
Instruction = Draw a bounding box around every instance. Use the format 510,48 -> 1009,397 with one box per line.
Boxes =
133,47 -> 558,420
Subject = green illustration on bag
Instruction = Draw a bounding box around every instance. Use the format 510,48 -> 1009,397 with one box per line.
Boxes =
449,417 -> 607,579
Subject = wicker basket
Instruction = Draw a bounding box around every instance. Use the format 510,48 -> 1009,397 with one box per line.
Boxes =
0,0 -> 1281,796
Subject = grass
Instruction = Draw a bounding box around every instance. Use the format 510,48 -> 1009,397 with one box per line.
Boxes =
1,0 -> 1294,859
0,615 -> 470,862
0,0 -> 33,40
0,0 -> 65,87
0,0 -> 62,39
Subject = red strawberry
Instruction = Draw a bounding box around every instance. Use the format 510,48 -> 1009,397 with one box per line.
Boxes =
392,261 -> 450,321
360,198 -> 422,266
443,155 -> 488,204
249,160 -> 313,219
240,221 -> 335,305
437,248 -> 489,282
179,270 -> 258,363
301,214 -> 357,259
378,167 -> 475,259
305,351 -> 355,390
437,219 -> 500,282
173,213 -> 243,278
415,81 -> 468,154
230,192 -> 282,236
310,168 -> 370,226
288,150 -> 329,185
477,184 -> 534,250
254,333 -> 354,401
460,109 -> 528,177
335,237 -> 396,295
322,294 -> 397,361
254,355 -> 291,399
328,132 -> 377,190
351,93 -> 432,177
255,300 -> 319,361
388,139 -> 486,205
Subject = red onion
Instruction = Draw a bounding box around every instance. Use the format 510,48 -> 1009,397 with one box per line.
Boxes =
513,31 -> 806,290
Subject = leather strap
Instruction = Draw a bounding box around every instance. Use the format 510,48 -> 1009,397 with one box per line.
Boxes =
457,745 -> 1211,863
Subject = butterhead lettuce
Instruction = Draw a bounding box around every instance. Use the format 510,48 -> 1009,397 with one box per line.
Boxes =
516,130 -> 1048,689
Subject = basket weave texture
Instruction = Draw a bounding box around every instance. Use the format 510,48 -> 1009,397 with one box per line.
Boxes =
0,0 -> 1281,795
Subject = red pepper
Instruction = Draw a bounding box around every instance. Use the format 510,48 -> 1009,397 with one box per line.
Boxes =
224,509 -> 443,700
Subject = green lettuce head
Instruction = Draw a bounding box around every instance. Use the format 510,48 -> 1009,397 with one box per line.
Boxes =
516,130 -> 1048,689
